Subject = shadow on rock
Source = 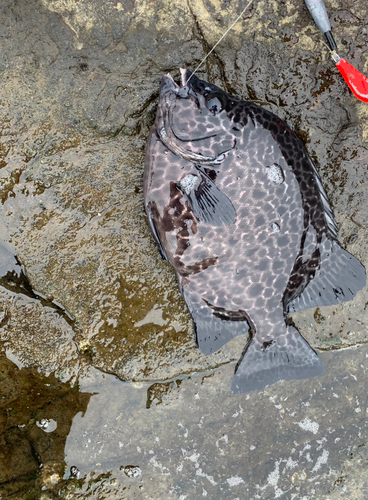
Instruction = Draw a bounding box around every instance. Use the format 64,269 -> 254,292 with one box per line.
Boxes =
0,356 -> 92,499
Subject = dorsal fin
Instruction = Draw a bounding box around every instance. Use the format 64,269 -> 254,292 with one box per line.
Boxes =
305,152 -> 338,239
288,238 -> 366,313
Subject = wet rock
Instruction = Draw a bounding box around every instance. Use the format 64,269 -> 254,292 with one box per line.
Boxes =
0,0 -> 367,387
0,289 -> 82,381
327,442 -> 368,499
0,357 -> 91,499
0,0 -> 367,498
60,346 -> 368,499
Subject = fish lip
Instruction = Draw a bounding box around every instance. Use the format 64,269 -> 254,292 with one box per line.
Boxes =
180,68 -> 193,87
165,73 -> 177,85
159,73 -> 179,94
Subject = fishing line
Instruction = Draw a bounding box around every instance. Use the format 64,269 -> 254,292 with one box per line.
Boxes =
187,0 -> 254,84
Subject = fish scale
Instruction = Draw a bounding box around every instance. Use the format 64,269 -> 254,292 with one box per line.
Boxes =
144,69 -> 366,393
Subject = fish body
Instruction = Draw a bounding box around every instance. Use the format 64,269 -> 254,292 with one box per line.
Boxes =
144,69 -> 366,393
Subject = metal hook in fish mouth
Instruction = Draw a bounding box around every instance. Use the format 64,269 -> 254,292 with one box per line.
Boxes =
178,85 -> 190,98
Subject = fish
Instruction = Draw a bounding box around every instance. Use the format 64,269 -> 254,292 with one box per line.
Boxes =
144,68 -> 366,393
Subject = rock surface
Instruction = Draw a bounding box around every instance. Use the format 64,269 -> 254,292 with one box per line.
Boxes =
0,0 -> 367,498
57,346 -> 368,499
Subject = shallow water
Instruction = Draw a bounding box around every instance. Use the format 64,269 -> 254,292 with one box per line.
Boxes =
0,0 -> 368,498
63,346 -> 368,500
3,345 -> 367,499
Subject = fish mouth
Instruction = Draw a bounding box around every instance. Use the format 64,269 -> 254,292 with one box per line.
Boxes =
157,69 -> 235,165
159,69 -> 193,95
180,68 -> 193,87
159,73 -> 179,94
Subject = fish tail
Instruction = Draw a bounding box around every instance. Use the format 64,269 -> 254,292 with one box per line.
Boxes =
231,325 -> 324,393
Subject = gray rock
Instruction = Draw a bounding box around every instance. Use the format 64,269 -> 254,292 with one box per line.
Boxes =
0,0 -> 367,497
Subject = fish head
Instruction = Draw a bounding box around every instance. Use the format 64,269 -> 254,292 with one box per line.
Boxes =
156,69 -> 241,164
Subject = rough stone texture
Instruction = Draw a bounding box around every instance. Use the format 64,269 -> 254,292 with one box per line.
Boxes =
61,345 -> 368,500
0,357 -> 91,499
1,0 -> 367,380
0,0 -> 367,498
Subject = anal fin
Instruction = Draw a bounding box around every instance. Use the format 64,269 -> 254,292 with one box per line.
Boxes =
182,287 -> 249,355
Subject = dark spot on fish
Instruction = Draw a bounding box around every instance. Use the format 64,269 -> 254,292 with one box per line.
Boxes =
295,150 -> 303,161
203,299 -> 249,322
204,168 -> 217,181
333,287 -> 345,298
261,339 -> 274,351
252,189 -> 264,200
283,230 -> 321,308
176,256 -> 218,277
269,123 -> 278,134
148,183 -> 198,259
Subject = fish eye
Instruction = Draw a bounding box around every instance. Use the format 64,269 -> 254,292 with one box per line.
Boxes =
205,95 -> 223,115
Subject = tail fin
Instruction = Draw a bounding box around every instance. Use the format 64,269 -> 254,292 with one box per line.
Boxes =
231,325 -> 324,393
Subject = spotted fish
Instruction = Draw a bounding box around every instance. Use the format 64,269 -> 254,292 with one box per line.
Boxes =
144,69 -> 366,393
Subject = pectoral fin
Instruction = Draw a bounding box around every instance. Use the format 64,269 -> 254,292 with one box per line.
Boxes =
178,170 -> 236,227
